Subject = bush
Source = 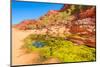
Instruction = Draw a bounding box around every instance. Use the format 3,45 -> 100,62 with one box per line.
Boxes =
23,34 -> 96,62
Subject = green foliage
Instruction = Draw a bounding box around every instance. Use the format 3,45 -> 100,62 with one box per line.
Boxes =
53,43 -> 95,62
23,34 -> 96,62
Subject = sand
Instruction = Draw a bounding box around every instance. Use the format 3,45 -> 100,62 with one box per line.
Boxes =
12,28 -> 41,65
12,27 -> 64,66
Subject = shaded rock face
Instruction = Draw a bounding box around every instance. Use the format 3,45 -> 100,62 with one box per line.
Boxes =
60,4 -> 70,11
68,17 -> 96,48
70,18 -> 95,35
68,35 -> 96,48
60,4 -> 96,19
85,37 -> 96,48
79,7 -> 96,19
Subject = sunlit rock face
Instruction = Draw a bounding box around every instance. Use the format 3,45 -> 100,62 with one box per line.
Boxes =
15,20 -> 36,30
46,10 -> 59,16
14,4 -> 96,48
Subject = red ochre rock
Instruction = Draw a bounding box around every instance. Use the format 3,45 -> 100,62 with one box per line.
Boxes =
85,37 -> 96,48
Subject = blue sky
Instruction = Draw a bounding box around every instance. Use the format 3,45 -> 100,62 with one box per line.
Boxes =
12,0 -> 64,24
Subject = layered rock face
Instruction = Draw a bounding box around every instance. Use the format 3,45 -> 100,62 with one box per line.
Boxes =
14,4 -> 96,48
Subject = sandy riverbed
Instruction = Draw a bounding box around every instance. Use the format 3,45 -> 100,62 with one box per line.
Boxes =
12,28 -> 60,66
12,28 -> 41,65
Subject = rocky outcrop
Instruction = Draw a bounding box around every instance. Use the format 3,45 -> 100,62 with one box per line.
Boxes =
79,7 -> 96,19
85,37 -> 96,48
67,35 -> 96,48
46,10 -> 59,15
60,4 -> 70,11
14,4 -> 96,48
70,18 -> 95,36
15,20 -> 41,30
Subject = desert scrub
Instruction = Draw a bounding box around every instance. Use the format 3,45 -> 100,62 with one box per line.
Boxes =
23,34 -> 96,62
53,43 -> 95,62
